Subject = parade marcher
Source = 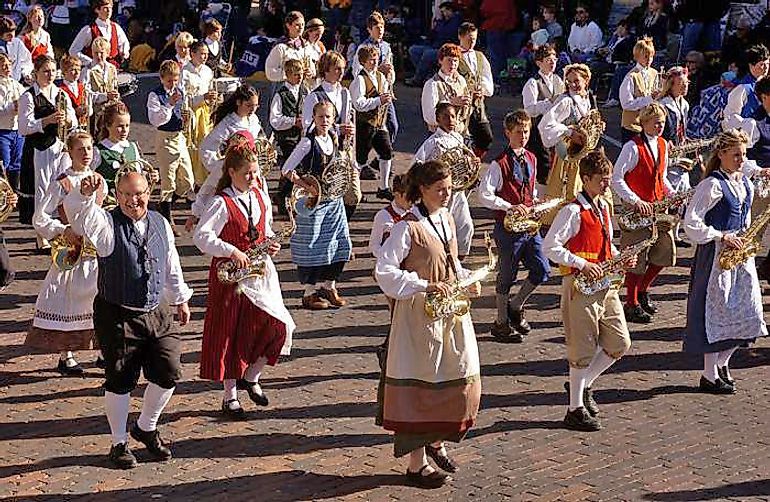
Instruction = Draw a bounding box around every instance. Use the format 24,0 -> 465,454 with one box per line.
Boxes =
523,44 -> 566,191
181,40 -> 217,187
18,55 -> 77,246
193,141 -> 294,418
350,45 -> 394,201
171,32 -> 193,70
722,44 -> 770,135
86,36 -> 121,134
421,43 -> 469,137
369,174 -> 410,260
282,100 -> 352,310
612,103 -> 675,324
0,53 -> 25,194
202,19 -> 231,78
58,55 -> 92,131
0,16 -> 33,84
20,5 -> 54,62
544,150 -> 633,432
478,110 -> 550,342
0,189 -> 17,289
265,11 -> 313,85
375,160 -> 482,489
456,22 -> 494,159
64,169 -> 192,469
26,131 -> 100,375
69,0 -> 130,68
146,60 -> 194,225
620,38 -> 660,144
413,102 -> 474,259
92,101 -> 143,198
303,18 -> 326,87
683,129 -> 768,394
746,77 -> 770,281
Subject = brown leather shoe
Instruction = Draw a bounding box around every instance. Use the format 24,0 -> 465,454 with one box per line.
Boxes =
302,293 -> 330,310
319,287 -> 347,307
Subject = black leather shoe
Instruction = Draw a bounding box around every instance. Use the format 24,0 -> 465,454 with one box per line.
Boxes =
130,424 -> 172,460
425,444 -> 458,473
698,375 -> 735,395
718,366 -> 735,387
638,291 -> 658,314
237,379 -> 269,406
376,188 -> 394,201
490,321 -> 523,343
108,442 -> 138,470
508,307 -> 531,335
624,304 -> 652,324
563,407 -> 602,431
405,465 -> 449,489
57,358 -> 84,376
221,399 -> 246,420
564,382 -> 599,417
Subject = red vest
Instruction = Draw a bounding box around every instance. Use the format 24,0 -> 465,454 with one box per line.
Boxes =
83,22 -> 122,67
624,136 -> 667,203
563,199 -> 613,275
59,81 -> 85,108
21,33 -> 49,60
493,148 -> 537,222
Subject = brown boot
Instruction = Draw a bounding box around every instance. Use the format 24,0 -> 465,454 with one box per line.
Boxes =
302,292 -> 330,310
319,287 -> 347,307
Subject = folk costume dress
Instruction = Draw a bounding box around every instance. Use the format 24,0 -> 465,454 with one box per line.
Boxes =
375,205 -> 481,457
21,28 -> 54,61
660,94 -> 691,193
25,168 -> 104,351
181,61 -> 215,185
683,169 -> 768,353
92,138 -> 141,198
194,185 -> 294,381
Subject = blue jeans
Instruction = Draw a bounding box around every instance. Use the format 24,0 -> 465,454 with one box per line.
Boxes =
486,30 -> 527,83
681,21 -> 722,56
493,221 -> 550,295
0,130 -> 24,174
408,44 -> 438,83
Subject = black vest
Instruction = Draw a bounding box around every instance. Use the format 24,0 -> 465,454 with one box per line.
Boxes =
274,83 -> 306,146
298,132 -> 337,178
25,88 -> 58,151
748,112 -> 770,166
152,85 -> 183,132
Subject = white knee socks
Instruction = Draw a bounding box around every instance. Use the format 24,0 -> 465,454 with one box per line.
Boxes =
585,350 -> 619,388
223,379 -> 237,402
717,346 -> 739,380
568,367 -> 587,411
136,383 -> 174,432
244,357 -> 268,383
105,391 -> 130,445
703,352 -> 719,382
379,159 -> 392,190
408,447 -> 429,472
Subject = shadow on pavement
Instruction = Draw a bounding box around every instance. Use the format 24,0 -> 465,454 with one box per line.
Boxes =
643,479 -> 770,500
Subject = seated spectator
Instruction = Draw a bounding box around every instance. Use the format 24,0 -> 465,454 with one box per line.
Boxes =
518,15 -> 550,73
405,1 -> 461,86
567,4 -> 603,63
590,18 -> 635,107
721,18 -> 757,72
542,5 -> 564,44
261,0 -> 287,39
684,50 -> 707,104
675,0 -> 729,56
634,0 -> 668,51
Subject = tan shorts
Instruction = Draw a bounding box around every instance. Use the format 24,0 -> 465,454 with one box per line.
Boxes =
155,130 -> 194,202
620,222 -> 676,275
561,275 -> 632,368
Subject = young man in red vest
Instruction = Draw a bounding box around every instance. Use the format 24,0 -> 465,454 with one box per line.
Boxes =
612,103 -> 675,324
478,110 -> 550,342
68,0 -> 130,69
544,151 -> 634,432
59,55 -> 91,130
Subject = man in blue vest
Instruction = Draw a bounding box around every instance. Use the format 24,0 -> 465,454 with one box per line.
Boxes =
65,169 -> 192,470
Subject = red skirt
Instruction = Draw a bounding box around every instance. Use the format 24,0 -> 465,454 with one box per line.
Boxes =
200,265 -> 287,381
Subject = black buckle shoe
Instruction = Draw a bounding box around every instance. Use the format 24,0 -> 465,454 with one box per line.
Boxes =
221,399 -> 246,420
564,407 -> 602,431
698,375 -> 735,395
624,304 -> 652,324
130,424 -> 172,460
508,306 -> 531,335
718,366 -> 736,388
57,358 -> 84,376
405,465 -> 449,489
237,379 -> 269,406
108,442 -> 138,470
638,292 -> 658,314
563,382 -> 599,417
425,444 -> 458,473
490,321 -> 523,343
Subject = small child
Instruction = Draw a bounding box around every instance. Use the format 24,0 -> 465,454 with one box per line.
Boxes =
619,37 -> 659,143
0,53 -> 26,193
87,37 -> 120,134
202,19 -> 231,77
59,55 -> 92,131
146,60 -> 194,225
181,40 -> 217,186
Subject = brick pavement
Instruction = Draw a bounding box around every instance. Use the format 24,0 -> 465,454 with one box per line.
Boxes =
1,83 -> 770,501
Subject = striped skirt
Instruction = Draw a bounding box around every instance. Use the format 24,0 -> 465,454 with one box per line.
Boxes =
290,197 -> 351,267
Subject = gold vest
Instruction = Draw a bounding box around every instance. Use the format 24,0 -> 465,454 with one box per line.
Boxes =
621,67 -> 658,132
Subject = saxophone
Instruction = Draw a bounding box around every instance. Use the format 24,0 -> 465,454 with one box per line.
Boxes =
255,136 -> 278,177
718,203 -> 770,270
433,143 -> 481,191
217,195 -> 297,284
424,232 -> 497,320
56,89 -> 69,145
617,188 -> 696,231
573,223 -> 661,296
504,198 -> 564,234
669,136 -> 717,158
181,83 -> 195,148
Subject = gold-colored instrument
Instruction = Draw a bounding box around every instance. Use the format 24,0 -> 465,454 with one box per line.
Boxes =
289,133 -> 355,212
424,232 -> 497,320
299,54 -> 314,92
181,83 -> 195,148
433,143 -> 481,191
669,136 -> 717,161
217,193 -> 297,283
504,198 -> 564,234
208,77 -> 221,115
255,136 -> 278,177
563,109 -> 605,163
573,220 -> 665,296
56,89 -> 69,146
617,188 -> 696,231
718,203 -> 770,270
0,161 -> 15,223
51,233 -> 97,271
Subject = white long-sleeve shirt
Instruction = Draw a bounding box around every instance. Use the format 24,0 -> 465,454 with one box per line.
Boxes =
281,134 -> 334,175
460,49 -> 494,97
24,29 -> 54,59
477,152 -> 539,211
269,82 -> 303,131
375,206 -> 469,299
68,18 -> 130,67
264,38 -> 313,82
33,168 -> 105,240
90,139 -> 141,171
684,171 -> 751,244
538,93 -> 592,148
350,38 -> 396,85
522,72 -> 563,118
612,135 -> 674,204
2,37 -> 33,82
412,128 -> 465,168
18,83 -> 77,139
301,80 -> 352,132
543,193 -> 617,271
620,64 -> 656,112
567,21 -> 603,53
369,201 -> 409,259
722,83 -> 755,134
421,70 -> 467,129
350,68 -> 390,113
0,77 -> 24,130
64,191 -> 193,307
146,85 -> 183,128
62,79 -> 93,119
181,62 -> 214,109
87,61 -> 118,105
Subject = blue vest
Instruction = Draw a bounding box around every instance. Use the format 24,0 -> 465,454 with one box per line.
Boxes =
739,75 -> 761,119
748,112 -> 770,165
152,85 -> 183,132
704,170 -> 752,233
97,208 -> 170,309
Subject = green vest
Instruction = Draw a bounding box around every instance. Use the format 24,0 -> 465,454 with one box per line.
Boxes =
95,141 -> 140,195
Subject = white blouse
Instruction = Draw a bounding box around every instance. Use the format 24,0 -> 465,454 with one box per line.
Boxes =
411,128 -> 465,171
538,93 -> 592,148
722,84 -> 754,134
264,39 -> 313,82
684,171 -> 750,245
33,168 -> 105,240
301,80 -> 352,132
421,70 -> 467,129
0,77 -> 25,130
181,62 -> 215,108
369,201 -> 408,259
281,134 -> 334,175
18,83 -> 77,139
